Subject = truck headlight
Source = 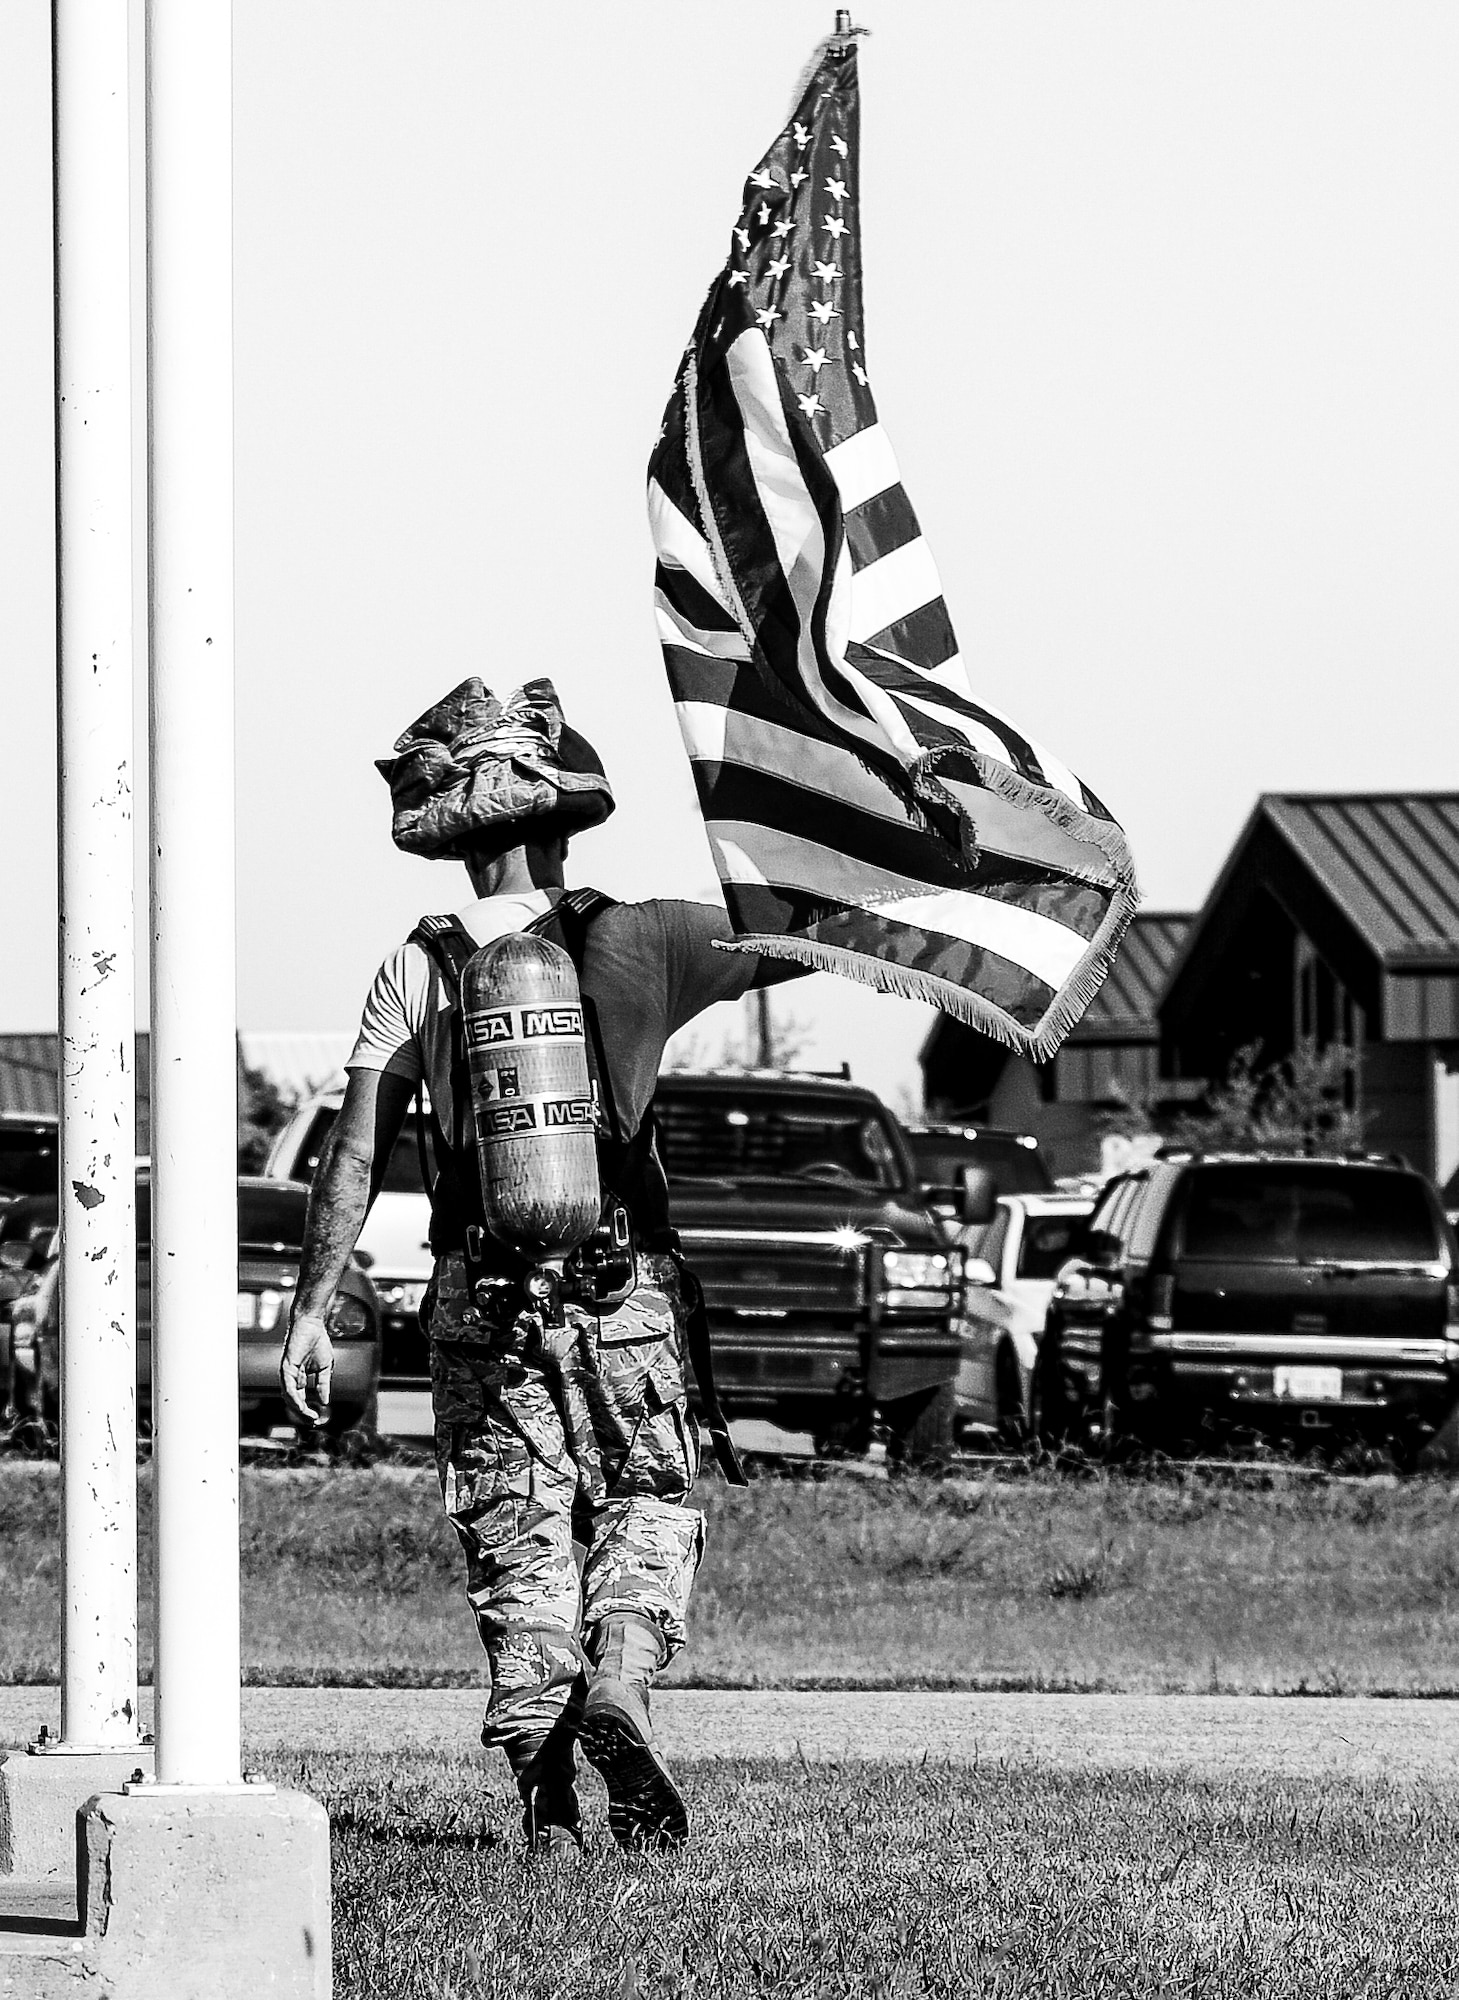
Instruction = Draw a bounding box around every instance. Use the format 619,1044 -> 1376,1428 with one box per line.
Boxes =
879,1250 -> 953,1312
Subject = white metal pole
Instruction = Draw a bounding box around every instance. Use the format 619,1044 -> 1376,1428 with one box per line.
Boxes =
53,0 -> 142,1755
146,0 -> 241,1788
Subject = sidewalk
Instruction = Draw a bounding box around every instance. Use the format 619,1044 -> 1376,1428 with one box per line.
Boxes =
4,1687 -> 1456,1784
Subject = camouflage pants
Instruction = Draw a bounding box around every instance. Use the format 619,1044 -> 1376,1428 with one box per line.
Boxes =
427,1251 -> 704,1765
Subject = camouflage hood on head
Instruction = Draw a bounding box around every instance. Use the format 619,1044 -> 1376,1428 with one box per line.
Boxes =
376,677 -> 615,859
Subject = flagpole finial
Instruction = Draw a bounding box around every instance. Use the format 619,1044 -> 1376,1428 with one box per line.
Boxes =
832,10 -> 869,42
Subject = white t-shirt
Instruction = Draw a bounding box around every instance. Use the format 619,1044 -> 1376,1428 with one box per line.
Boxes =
346,891 -> 757,1146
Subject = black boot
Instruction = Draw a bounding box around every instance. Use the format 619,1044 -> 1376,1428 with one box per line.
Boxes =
579,1614 -> 688,1850
512,1731 -> 583,1858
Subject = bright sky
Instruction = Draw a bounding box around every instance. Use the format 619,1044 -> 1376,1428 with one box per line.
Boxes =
3,2 -> 1457,1109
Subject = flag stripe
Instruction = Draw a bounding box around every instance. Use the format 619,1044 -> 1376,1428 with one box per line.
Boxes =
843,482 -> 922,572
847,537 -> 944,643
654,560 -> 741,635
723,885 -> 1061,1030
648,477 -> 732,612
706,819 -> 1093,985
864,595 -> 959,671
674,699 -> 916,828
822,422 -> 901,511
696,766 -> 976,892
655,598 -> 754,662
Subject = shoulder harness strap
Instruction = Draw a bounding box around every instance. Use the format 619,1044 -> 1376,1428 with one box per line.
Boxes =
405,914 -> 479,1200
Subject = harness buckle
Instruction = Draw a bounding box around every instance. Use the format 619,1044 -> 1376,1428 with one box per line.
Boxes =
465,1223 -> 486,1266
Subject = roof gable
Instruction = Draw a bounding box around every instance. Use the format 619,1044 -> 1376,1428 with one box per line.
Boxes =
1161,791 -> 1459,1041
1262,795 -> 1459,965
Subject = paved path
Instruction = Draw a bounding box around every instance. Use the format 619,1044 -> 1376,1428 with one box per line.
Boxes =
2,1688 -> 1455,1784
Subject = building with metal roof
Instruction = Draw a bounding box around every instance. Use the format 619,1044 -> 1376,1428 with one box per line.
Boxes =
1161,792 -> 1459,1194
920,790 -> 1459,1188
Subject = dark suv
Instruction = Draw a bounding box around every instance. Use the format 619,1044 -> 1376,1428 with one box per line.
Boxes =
660,1073 -> 965,1460
1034,1153 -> 1459,1463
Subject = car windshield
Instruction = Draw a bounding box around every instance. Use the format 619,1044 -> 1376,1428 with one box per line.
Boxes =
1181,1165 -> 1441,1265
1017,1214 -> 1087,1279
909,1133 -> 1051,1197
655,1091 -> 905,1190
294,1110 -> 425,1196
0,1126 -> 59,1199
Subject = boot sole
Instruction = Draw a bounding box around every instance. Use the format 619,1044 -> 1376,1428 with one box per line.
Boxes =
579,1708 -> 689,1849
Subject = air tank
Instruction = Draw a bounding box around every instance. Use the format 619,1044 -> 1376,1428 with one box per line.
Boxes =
460,932 -> 601,1264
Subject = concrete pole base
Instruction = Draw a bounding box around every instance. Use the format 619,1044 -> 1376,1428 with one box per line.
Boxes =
79,1788 -> 331,1997
0,1749 -> 153,1884
0,1786 -> 330,1996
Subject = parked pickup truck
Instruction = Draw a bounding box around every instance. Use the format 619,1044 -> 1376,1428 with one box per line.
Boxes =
656,1072 -> 965,1461
269,1071 -> 969,1461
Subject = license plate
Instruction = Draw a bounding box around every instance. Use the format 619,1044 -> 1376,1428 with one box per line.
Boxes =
1274,1365 -> 1342,1402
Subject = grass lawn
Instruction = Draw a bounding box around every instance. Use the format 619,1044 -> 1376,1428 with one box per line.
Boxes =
5,1461 -> 1459,1693
291,1747 -> 1459,1998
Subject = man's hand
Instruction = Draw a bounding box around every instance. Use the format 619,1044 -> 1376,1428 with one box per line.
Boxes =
281,1308 -> 335,1429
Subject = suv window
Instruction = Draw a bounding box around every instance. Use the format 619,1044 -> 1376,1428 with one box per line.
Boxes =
1091,1176 -> 1142,1248
656,1089 -> 905,1191
1125,1165 -> 1178,1264
292,1109 -> 424,1196
1179,1164 -> 1442,1265
0,1124 -> 59,1199
1016,1212 -> 1086,1280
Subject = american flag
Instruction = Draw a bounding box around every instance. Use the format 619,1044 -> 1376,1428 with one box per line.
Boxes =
647,34 -> 1138,1058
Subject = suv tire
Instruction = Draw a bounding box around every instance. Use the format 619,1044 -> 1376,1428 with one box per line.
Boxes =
995,1344 -> 1028,1450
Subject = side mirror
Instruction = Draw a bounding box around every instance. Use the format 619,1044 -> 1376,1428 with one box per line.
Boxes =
1081,1228 -> 1122,1269
962,1255 -> 998,1288
959,1167 -> 998,1227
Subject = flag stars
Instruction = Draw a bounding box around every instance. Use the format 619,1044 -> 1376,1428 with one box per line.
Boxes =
734,226 -> 750,251
749,167 -> 780,190
766,255 -> 791,282
830,133 -> 849,157
823,214 -> 849,240
771,217 -> 794,240
801,344 -> 830,375
796,392 -> 824,421
809,298 -> 840,324
851,361 -> 868,385
825,176 -> 848,203
726,268 -> 749,288
755,306 -> 782,330
794,122 -> 811,147
847,329 -> 859,349
790,168 -> 809,189
813,260 -> 841,285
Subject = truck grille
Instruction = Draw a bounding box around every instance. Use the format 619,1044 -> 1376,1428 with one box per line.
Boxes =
678,1230 -> 865,1318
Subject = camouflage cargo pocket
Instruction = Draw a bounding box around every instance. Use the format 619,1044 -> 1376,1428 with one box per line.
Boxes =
589,1279 -> 686,1422
440,1419 -> 526,1554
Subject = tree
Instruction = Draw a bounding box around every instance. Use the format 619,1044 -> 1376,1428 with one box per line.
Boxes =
1170,1041 -> 1366,1156
237,1057 -> 297,1172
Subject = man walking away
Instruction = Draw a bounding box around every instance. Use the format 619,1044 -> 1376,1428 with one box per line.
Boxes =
280,677 -> 785,1855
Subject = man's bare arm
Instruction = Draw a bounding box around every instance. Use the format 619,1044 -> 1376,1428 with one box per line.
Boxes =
280,1066 -> 414,1425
